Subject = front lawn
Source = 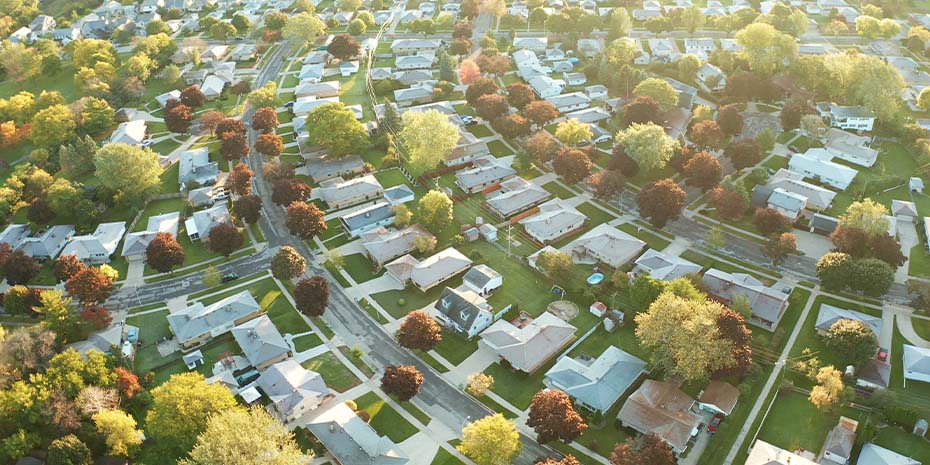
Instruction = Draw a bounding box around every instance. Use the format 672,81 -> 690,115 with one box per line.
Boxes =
873,426 -> 930,463
343,253 -> 382,283
755,390 -> 866,453
910,244 -> 930,278
302,352 -> 360,392
488,140 -> 514,157
541,181 -> 577,199
616,223 -> 671,250
133,197 -> 187,232
353,391 -> 419,442
576,202 -> 616,227
432,329 -> 479,366
466,124 -> 493,138
293,333 -> 323,352
484,360 -> 553,410
126,310 -> 172,373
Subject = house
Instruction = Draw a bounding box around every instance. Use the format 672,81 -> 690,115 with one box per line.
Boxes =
295,80 -> 340,99
305,152 -> 365,183
823,417 -> 858,465
512,36 -> 548,52
60,222 -> 126,264
544,346 -> 647,413
480,312 -> 577,372
824,128 -> 878,167
121,212 -> 180,259
307,403 -> 408,465
393,69 -> 434,85
857,443 -> 921,465
568,224 -> 646,268
188,185 -> 227,207
633,8 -> 662,19
29,15 -> 56,37
576,38 -> 603,57
815,304 -> 882,337
903,344 -> 930,386
155,89 -> 182,108
857,358 -> 892,390
179,148 -> 218,190
167,291 -> 261,348
479,223 -> 497,241
304,50 -> 331,64
893,199 -> 919,223
394,85 -> 435,107
697,381 -> 740,416
766,169 -> 836,211
292,96 -> 340,117
647,38 -> 679,57
339,61 -> 359,76
257,359 -> 330,423
0,224 -> 30,249
527,75 -> 565,99
317,174 -> 384,210
667,78 -> 697,109
702,268 -> 790,331
462,264 -> 503,296
632,248 -> 702,281
817,103 -> 876,131
486,177 -> 552,218
447,135 -> 492,166
370,67 -> 394,80
185,203 -> 231,241
52,27 -> 81,43
432,287 -> 494,338
67,323 -> 138,357
585,85 -> 608,101
201,45 -> 228,62
361,226 -> 434,270
455,157 -> 517,193
395,55 -> 433,70
546,92 -> 592,113
696,63 -> 727,92
765,188 -> 807,220
232,315 -> 291,371
566,107 -> 611,124
564,72 -> 587,86
911,177 -> 924,193
200,75 -> 226,99
383,185 -> 414,205
385,247 -> 472,292
229,43 -> 256,61
617,380 -> 703,455
298,63 -> 324,82
519,198 -> 587,243
340,202 -> 396,238
789,150 -> 858,190
109,120 -> 146,146
18,225 -> 75,260
390,38 -> 442,55
746,440 -> 821,465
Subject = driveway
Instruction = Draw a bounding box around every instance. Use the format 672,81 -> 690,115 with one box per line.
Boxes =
896,222 -> 919,283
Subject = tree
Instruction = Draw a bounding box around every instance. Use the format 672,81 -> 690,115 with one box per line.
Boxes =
716,104 -> 744,135
216,119 -> 247,137
838,199 -> 888,237
65,267 -> 114,304
465,77 -> 500,106
94,410 -> 142,457
536,250 -> 573,282
79,97 -> 115,136
466,373 -> 494,396
165,102 -> 193,133
591,170 -> 625,200
400,110 -> 460,175
677,53 -> 702,81
397,311 -> 442,351
710,187 -> 748,220
492,114 -> 531,139
633,78 -> 678,112
683,152 -> 722,190
180,85 -> 206,108
555,119 -> 593,147
752,208 -> 792,235
255,133 -> 284,158
526,389 -> 587,443
203,266 -> 223,288
210,22 -> 237,42
54,254 -> 87,283
328,34 -> 361,61
809,366 -> 844,410
146,232 -> 185,273
199,111 -> 226,134
506,83 -> 536,109
458,58 -> 481,85
283,12 -> 327,45
919,88 -> 930,111
610,434 -> 676,465
617,123 -> 680,172
37,290 -> 85,344
208,223 -> 244,256
735,22 -> 797,75
688,120 -> 725,151
609,146 -> 640,177
526,132 -> 559,164
475,94 -> 509,121
220,131 -> 250,161
27,198 -> 54,224
251,107 -> 279,133
723,139 -> 760,171
800,114 -> 827,139
817,252 -> 853,291
825,319 -> 878,367
418,190 -> 454,233
870,233 -> 907,267
409,18 -> 436,35
265,11 -> 288,30
180,407 -> 306,465
635,292 -> 733,381
523,100 -> 559,126
271,178 -> 312,206
553,148 -> 593,185
381,365 -> 424,401
226,163 -> 254,196
146,372 -> 238,459
715,308 -> 753,377
30,104 -> 76,148
271,246 -> 306,280
636,179 -> 686,228
114,367 -> 141,400
47,435 -> 92,465
681,5 -> 707,34
458,414 -> 521,465
622,96 -> 661,126
230,196 -> 262,226
285,202 -> 327,240
294,276 -> 329,316
125,53 -> 155,82
850,258 -> 894,297
347,17 -> 367,34
95,143 -> 162,206
764,232 -> 796,266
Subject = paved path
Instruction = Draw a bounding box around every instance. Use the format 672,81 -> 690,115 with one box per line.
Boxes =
896,222 -> 919,284
345,274 -> 404,299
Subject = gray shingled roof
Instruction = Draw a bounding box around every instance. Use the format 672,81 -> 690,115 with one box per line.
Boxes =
232,315 -> 290,368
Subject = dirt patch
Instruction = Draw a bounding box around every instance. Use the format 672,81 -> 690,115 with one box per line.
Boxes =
741,111 -> 783,139
547,300 -> 580,321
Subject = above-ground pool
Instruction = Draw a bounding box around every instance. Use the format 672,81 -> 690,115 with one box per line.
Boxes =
587,272 -> 605,285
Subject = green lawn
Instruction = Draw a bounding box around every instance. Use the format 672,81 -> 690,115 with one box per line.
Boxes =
466,124 -> 493,138
454,104 -> 476,116
541,181 -> 577,199
617,223 -> 672,251
680,250 -> 778,285
158,163 -> 181,194
576,202 -> 616,227
430,448 -> 466,465
126,310 -> 172,373
432,329 -> 480,366
484,360 -> 553,410
343,253 -> 381,283
488,140 -> 514,157
873,426 -> 930,463
293,333 -> 323,352
762,156 -> 789,171
302,352 -> 360,393
912,316 -> 930,341
910,244 -> 930,278
756,390 -> 867,453
353,391 -> 419,442
374,168 -> 412,189
0,62 -> 79,101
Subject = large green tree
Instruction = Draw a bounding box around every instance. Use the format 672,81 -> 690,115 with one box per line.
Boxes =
282,12 -> 326,45
458,414 -> 521,465
179,407 -> 305,465
306,102 -> 368,157
94,143 -> 163,205
735,22 -> 798,75
616,123 -> 680,172
824,319 -> 878,367
417,190 -> 453,233
399,110 -> 460,175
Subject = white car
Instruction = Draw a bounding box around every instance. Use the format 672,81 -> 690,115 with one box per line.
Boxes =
593,135 -> 612,144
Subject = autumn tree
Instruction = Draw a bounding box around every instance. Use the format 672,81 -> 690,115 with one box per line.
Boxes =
633,78 -> 678,111
220,131 -> 250,161
458,58 -> 481,84
52,254 -> 86,283
307,102 -> 368,157
180,85 -> 206,108
271,178 -> 312,206
724,139 -> 761,171
636,179 -> 686,228
491,113 -> 531,139
165,102 -> 193,133
715,308 -> 753,377
226,163 -> 254,196
94,143 -> 163,206
617,122 -> 680,172
526,389 -> 588,443
764,232 -> 796,266
199,110 -> 226,134
591,170 -> 625,201
396,311 -> 443,351
94,410 -> 142,457
285,201 -> 327,240
523,100 -> 559,126
251,107 -> 279,133
466,373 -> 494,396
609,146 -> 640,177
752,208 -> 792,235
328,34 -> 361,61
551,148 -> 592,185
418,190 -> 454,233
271,245 -> 306,280
682,152 -> 721,190
255,133 -> 284,158
146,232 -> 185,273
622,96 -> 661,126
215,117 -> 246,138
47,435 -> 92,465
610,433 -> 676,465
65,267 -> 114,304
506,82 -> 536,109
465,77 -> 500,106
458,414 -> 521,465
475,93 -> 509,121
294,276 -> 329,316
716,104 -> 744,135
526,132 -> 559,164
146,372 -> 238,458
688,120 -> 726,151
824,319 -> 878,367
207,223 -> 244,256
282,12 -> 326,45
710,187 -> 747,221
115,367 -> 142,400
735,22 -> 798,75
80,305 -> 112,330
381,365 -> 424,401
181,406 -> 306,465
809,366 -> 844,410
838,199 -> 889,237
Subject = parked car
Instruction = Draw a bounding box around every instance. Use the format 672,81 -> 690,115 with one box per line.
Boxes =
460,115 -> 476,125
222,273 -> 239,283
707,413 -> 724,434
284,101 -> 295,108
877,348 -> 888,362
593,134 -> 611,144
141,139 -> 155,148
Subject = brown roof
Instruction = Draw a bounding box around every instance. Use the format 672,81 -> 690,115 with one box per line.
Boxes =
698,381 -> 740,415
617,380 -> 702,452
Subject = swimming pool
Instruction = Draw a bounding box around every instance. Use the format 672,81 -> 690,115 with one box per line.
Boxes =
586,272 -> 605,285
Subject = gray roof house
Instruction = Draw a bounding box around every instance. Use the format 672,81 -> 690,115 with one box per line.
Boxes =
179,147 -> 219,189
519,198 -> 587,243
766,187 -> 807,220
258,359 -> 330,423
568,224 -> 646,269
185,203 -> 231,242
462,264 -> 502,296
18,225 -> 75,260
455,157 -> 517,193
307,402 -> 408,465
632,248 -> 702,281
295,80 -> 340,99
697,381 -> 740,416
617,380 -> 702,455
122,212 -> 181,258
433,287 -> 494,339
167,291 -> 262,348
60,222 -> 126,264
318,174 -> 384,210
109,120 -> 146,146
823,418 -> 857,465
340,202 -> 396,238
486,177 -> 551,218
703,268 -> 790,331
0,224 -> 31,248
361,226 -> 435,270
232,314 -> 291,371
903,344 -> 930,386
857,443 -> 921,465
385,247 -> 472,292
766,169 -> 836,211
815,304 -> 883,336
544,346 -> 647,413
480,312 -> 577,373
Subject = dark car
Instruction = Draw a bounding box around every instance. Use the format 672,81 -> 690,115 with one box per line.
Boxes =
877,348 -> 889,362
707,413 -> 724,434
284,101 -> 295,108
221,273 -> 239,283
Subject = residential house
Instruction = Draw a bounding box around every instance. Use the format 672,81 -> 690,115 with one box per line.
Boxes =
295,80 -> 341,99
52,27 -> 81,43
384,247 -> 472,292
585,85 -> 608,101
683,38 -> 716,60
824,128 -> 878,167
617,380 -> 703,455
576,38 -> 603,57
789,150 -> 858,190
823,417 -> 858,465
446,132 -> 491,166
696,63 -> 727,92
167,291 -> 262,348
817,103 -> 876,131
519,198 -> 587,243
815,304 -> 883,337
29,15 -> 56,38
697,381 -> 740,416
667,78 -> 697,109
232,315 -> 291,371
893,199 -> 919,223
257,359 -> 330,423
109,120 -> 146,146
765,188 -> 807,221
568,224 -> 646,269
201,45 -> 228,62
185,203 -> 231,241
858,358 -> 892,390
229,43 -> 256,61
390,38 -> 442,55
339,61 -> 359,76
188,184 -> 228,207
201,75 -> 226,99
394,69 -> 434,85
340,202 -> 396,238
8,27 -> 31,44
298,63 -> 325,82
564,72 -> 587,86
486,177 -> 552,218
179,147 -> 219,189
317,174 -> 384,210
512,36 -> 548,52
370,67 -> 394,80
462,264 -> 503,296
395,54 -> 433,70
455,157 -> 517,194
480,312 -> 577,372
305,151 -> 365,183
155,89 -> 182,107
18,225 -> 75,260
394,85 -> 435,107
67,323 -> 138,357
360,226 -> 434,270
632,248 -> 702,281
60,222 -> 126,264
527,75 -> 565,99
514,49 -> 552,79
121,212 -> 180,259
903,344 -> 930,386
304,50 -> 332,64
544,346 -> 647,413
745,440 -> 820,465
545,92 -> 592,113
307,403 -> 409,465
432,287 -> 495,339
567,107 -> 611,125
0,224 -> 30,249
765,169 -> 836,211
633,8 -> 662,19
702,268 -> 790,331
857,443 -> 921,465
293,96 -> 340,117
383,185 -> 414,205
647,38 -> 679,58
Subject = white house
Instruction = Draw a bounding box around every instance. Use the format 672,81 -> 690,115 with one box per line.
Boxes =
60,222 -> 126,264
817,103 -> 876,132
395,54 -> 433,70
904,344 -> 930,386
110,120 -> 146,146
432,287 -> 494,338
789,150 -> 858,190
567,224 -> 646,268
512,36 -> 548,52
545,92 -> 592,113
519,198 -> 587,243
462,264 -> 503,296
696,63 -> 727,92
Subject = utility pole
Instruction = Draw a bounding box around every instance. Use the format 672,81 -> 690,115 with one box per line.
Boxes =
507,224 -> 512,257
